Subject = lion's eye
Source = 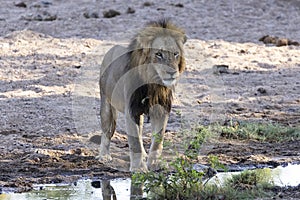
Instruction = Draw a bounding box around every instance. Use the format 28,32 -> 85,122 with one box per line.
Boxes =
174,52 -> 179,59
155,52 -> 163,59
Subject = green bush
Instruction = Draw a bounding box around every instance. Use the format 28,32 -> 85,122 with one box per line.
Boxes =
226,168 -> 274,190
132,125 -> 275,199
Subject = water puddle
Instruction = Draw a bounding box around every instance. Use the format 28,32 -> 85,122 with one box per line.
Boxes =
208,163 -> 300,187
1,164 -> 299,200
0,178 -> 136,200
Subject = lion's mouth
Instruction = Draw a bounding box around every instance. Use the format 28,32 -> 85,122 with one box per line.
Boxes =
162,78 -> 177,86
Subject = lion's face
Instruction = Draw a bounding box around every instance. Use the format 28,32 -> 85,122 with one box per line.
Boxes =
150,36 -> 184,87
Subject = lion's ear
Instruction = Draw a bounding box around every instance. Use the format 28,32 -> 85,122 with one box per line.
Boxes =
179,34 -> 186,72
179,53 -> 186,73
182,34 -> 187,44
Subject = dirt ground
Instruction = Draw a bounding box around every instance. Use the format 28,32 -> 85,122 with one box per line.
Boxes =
0,0 -> 299,198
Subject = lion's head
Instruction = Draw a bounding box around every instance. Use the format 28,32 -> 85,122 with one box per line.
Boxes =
129,19 -> 187,87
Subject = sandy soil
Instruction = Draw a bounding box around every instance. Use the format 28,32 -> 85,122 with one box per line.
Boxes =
0,0 -> 299,198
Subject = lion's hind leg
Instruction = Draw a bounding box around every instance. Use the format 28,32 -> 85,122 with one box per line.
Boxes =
98,97 -> 117,162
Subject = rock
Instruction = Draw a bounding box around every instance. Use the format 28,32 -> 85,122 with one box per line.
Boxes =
276,38 -> 289,47
14,2 -> 27,8
259,35 -> 277,44
174,3 -> 184,8
73,65 -> 81,69
259,35 -> 299,46
239,49 -> 249,54
257,87 -> 267,94
32,1 -> 52,8
83,11 -> 99,19
143,2 -> 154,7
41,11 -> 57,21
33,14 -> 43,21
103,9 -> 120,18
126,7 -> 135,14
22,11 -> 57,21
213,64 -> 230,74
41,1 -> 52,6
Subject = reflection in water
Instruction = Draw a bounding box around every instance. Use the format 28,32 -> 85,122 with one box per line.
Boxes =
95,179 -> 143,200
208,163 -> 300,187
101,180 -> 117,200
1,164 -> 299,199
130,181 -> 144,200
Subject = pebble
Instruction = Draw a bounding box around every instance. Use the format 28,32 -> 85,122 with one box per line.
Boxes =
127,7 -> 135,14
257,87 -> 267,94
14,2 -> 27,8
103,9 -> 120,18
213,64 -> 230,74
83,11 -> 99,19
22,11 -> 57,21
143,2 -> 154,7
174,3 -> 184,8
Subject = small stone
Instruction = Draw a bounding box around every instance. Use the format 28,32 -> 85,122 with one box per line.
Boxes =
213,64 -> 230,74
103,9 -> 120,18
174,3 -> 184,8
83,12 -> 89,18
73,65 -> 81,69
25,11 -> 57,21
33,14 -> 43,21
90,12 -> 99,18
143,2 -> 153,7
276,38 -> 289,47
257,87 -> 267,94
289,41 -> 299,46
83,11 -> 99,19
259,35 -> 277,44
15,2 -> 27,8
127,7 -> 135,14
43,12 -> 57,21
41,1 -> 52,6
239,49 -> 249,54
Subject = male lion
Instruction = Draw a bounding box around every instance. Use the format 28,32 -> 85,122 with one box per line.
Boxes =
99,19 -> 186,172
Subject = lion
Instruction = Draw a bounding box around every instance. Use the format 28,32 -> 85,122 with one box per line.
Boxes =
99,19 -> 186,172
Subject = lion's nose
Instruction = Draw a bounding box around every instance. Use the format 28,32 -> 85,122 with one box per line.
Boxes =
167,71 -> 177,76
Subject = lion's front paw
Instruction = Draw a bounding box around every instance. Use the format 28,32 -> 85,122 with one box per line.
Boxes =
97,154 -> 112,163
147,156 -> 164,171
130,162 -> 148,173
130,152 -> 148,172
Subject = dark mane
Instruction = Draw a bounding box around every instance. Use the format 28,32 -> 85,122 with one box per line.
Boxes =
130,84 -> 172,124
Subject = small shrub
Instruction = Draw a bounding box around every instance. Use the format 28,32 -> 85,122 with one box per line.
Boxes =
132,125 -> 275,199
132,126 -> 209,199
226,168 -> 274,190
